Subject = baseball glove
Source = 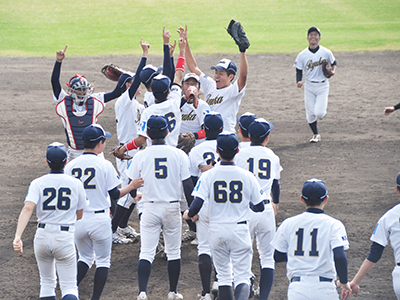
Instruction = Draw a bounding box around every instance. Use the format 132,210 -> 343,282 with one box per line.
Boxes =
226,19 -> 250,53
110,145 -> 133,160
177,132 -> 196,154
101,64 -> 128,81
321,59 -> 334,78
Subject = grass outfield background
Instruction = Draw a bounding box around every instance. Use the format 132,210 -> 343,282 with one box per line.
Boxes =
1,0 -> 400,56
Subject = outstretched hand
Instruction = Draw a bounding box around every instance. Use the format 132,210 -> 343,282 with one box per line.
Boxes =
140,38 -> 150,56
163,26 -> 171,45
169,40 -> 176,57
56,45 -> 68,62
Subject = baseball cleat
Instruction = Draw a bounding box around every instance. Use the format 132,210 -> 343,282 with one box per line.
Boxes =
211,281 -> 218,299
118,225 -> 140,239
249,276 -> 255,298
167,291 -> 183,300
199,293 -> 212,300
190,237 -> 198,246
309,134 -> 321,143
112,232 -> 133,244
182,229 -> 196,242
137,291 -> 148,300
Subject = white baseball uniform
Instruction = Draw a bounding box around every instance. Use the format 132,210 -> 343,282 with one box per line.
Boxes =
143,90 -> 155,108
65,153 -> 122,269
294,46 -> 335,124
235,145 -> 282,270
271,210 -> 349,300
370,203 -> 400,298
180,99 -> 210,146
200,74 -> 246,132
54,89 -> 106,160
127,142 -> 191,263
26,172 -> 88,298
137,85 -> 182,147
192,163 -> 265,287
115,90 -> 144,208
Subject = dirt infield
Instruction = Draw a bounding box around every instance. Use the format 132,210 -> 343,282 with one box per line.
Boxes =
1,51 -> 400,299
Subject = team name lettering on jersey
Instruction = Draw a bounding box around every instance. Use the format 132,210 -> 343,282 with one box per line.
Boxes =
206,94 -> 223,106
306,57 -> 323,71
135,109 -> 141,125
181,109 -> 197,121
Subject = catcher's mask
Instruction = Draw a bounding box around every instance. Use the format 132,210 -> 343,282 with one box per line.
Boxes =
67,74 -> 93,106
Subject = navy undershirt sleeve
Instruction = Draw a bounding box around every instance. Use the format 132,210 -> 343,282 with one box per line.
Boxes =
333,246 -> 348,283
274,250 -> 288,262
296,68 -> 303,82
108,187 -> 120,201
128,57 -> 147,100
188,196 -> 204,218
163,45 -> 173,84
271,179 -> 280,204
366,241 -> 385,263
51,61 -> 62,98
182,178 -> 194,206
394,103 -> 400,110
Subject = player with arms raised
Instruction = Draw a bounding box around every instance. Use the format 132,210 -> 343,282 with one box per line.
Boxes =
13,142 -> 88,300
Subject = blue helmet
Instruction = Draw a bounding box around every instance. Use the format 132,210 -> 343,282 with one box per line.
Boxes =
67,74 -> 93,106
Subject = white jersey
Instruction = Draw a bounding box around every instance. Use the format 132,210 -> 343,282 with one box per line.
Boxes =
192,163 -> 265,224
188,139 -> 218,177
115,91 -> 144,144
239,141 -> 251,148
65,153 -> 121,212
137,85 -> 182,147
271,210 -> 349,280
180,99 -> 210,144
25,173 -> 88,225
294,45 -> 335,82
200,74 -> 246,132
143,90 -> 155,108
235,145 -> 282,201
127,143 -> 191,202
370,203 -> 400,264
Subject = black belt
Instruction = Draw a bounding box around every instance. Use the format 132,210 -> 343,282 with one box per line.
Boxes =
237,221 -> 247,224
94,210 -> 105,214
263,200 -> 270,204
147,200 -> 179,203
38,223 -> 69,231
311,80 -> 326,83
120,143 -> 125,146
290,276 -> 332,283
397,263 -> 400,266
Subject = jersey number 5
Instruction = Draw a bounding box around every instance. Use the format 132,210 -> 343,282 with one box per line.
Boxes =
43,187 -> 71,211
155,158 -> 168,179
294,228 -> 319,257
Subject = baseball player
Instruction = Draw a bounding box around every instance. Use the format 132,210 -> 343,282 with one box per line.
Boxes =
182,25 -> 248,132
65,124 -> 143,300
384,102 -> 400,115
51,45 -> 126,160
127,115 -> 194,300
237,112 -> 257,148
114,27 -> 186,156
271,178 -> 351,300
235,118 -> 282,300
294,27 -> 337,143
179,73 -> 211,146
13,142 -> 88,300
184,131 -> 266,300
341,172 -> 400,300
111,39 -> 149,244
185,112 -> 223,300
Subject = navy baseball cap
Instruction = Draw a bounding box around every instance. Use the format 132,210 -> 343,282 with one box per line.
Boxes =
204,112 -> 224,131
211,59 -> 237,76
46,142 -> 68,165
182,73 -> 200,84
308,26 -> 321,36
397,172 -> 400,189
237,112 -> 257,133
302,178 -> 328,201
248,118 -> 274,140
119,72 -> 135,89
140,65 -> 163,84
82,124 -> 112,142
151,74 -> 171,94
147,115 -> 168,139
217,131 -> 239,153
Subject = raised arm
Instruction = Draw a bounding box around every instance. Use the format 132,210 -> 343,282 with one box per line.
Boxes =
237,51 -> 248,92
128,38 -> 150,100
173,33 -> 187,85
51,45 -> 68,98
162,26 -> 174,84
179,25 -> 202,76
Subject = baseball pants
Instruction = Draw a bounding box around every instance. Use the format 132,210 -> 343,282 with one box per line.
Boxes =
392,265 -> 400,299
304,81 -> 329,124
287,276 -> 339,300
34,224 -> 78,298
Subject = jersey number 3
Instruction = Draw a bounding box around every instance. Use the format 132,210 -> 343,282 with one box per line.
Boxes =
294,228 -> 319,257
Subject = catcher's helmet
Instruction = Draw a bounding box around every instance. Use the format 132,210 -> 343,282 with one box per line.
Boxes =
67,74 -> 93,106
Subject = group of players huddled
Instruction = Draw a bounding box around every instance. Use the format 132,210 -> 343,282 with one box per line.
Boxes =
12,24 -> 400,300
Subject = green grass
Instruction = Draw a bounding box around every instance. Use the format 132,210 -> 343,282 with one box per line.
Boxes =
1,0 -> 399,56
